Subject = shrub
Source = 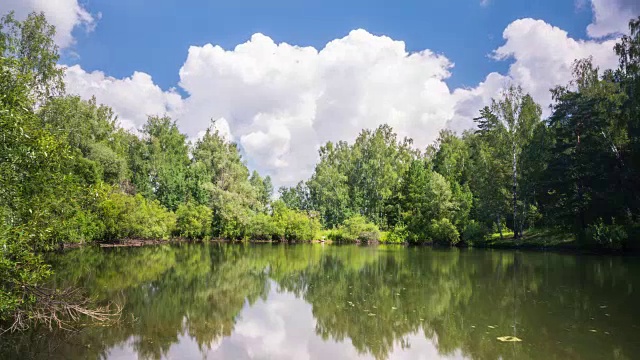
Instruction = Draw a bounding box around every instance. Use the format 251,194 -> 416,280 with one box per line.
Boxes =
175,203 -> 212,239
326,228 -> 349,242
586,219 -> 627,250
463,220 -> 489,245
98,190 -> 175,241
285,212 -> 321,241
134,197 -> 176,239
429,218 -> 460,246
272,201 -> 321,241
333,215 -> 381,243
382,223 -> 408,244
248,213 -> 277,240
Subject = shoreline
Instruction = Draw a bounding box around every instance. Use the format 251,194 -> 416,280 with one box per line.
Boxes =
60,237 -> 639,255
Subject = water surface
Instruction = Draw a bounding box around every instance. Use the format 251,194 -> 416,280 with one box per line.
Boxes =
2,244 -> 639,359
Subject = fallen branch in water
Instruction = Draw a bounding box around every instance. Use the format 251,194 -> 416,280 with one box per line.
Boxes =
2,285 -> 121,334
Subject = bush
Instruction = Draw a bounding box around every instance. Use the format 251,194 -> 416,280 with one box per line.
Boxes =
463,220 -> 489,245
429,218 -> 460,246
175,203 -> 212,239
98,190 -> 175,241
381,223 -> 408,244
326,228 -> 349,242
248,213 -> 277,240
134,197 -> 176,239
272,201 -> 321,241
586,219 -> 627,250
330,215 -> 381,243
283,211 -> 321,241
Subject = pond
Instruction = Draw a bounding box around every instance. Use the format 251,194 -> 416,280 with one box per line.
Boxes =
2,243 -> 639,359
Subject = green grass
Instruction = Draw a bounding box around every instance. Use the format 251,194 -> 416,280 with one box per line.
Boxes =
481,227 -> 576,249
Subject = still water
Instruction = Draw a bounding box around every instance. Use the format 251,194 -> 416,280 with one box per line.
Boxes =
2,243 -> 639,360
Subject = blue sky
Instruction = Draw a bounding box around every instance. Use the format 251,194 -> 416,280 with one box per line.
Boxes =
65,0 -> 595,92
1,0 -> 638,187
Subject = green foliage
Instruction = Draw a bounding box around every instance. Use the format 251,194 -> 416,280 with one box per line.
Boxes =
0,11 -> 78,322
272,201 -> 321,241
192,125 -> 262,239
39,96 -> 118,154
98,189 -> 175,241
585,219 -> 628,250
250,171 -> 273,210
398,160 -> 455,243
248,213 -> 278,240
474,85 -> 543,238
381,223 -> 408,244
175,203 -> 213,239
278,181 -> 310,211
142,116 -> 191,211
429,218 -> 460,246
0,11 -> 64,103
344,215 -> 381,243
328,215 -> 381,243
87,142 -> 126,184
462,220 -> 489,244
307,125 -> 417,228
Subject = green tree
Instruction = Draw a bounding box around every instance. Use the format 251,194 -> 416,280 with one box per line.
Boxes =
431,130 -> 474,231
475,86 -> 542,238
175,202 -> 213,239
614,17 -> 640,235
192,125 -> 260,238
543,58 -> 628,243
0,12 -> 64,104
0,11 -> 88,324
142,116 -> 191,211
249,170 -> 273,210
398,159 -> 455,243
278,181 -> 310,211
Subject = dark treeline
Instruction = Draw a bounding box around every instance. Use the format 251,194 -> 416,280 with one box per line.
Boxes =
1,10 -> 640,329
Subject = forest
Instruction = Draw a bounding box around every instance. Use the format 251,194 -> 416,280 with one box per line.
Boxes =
1,12 -> 639,328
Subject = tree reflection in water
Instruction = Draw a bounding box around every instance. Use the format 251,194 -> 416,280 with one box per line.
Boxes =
1,243 -> 638,360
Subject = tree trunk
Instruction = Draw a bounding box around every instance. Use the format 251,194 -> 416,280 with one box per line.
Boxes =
520,197 -> 526,236
512,144 -> 519,239
497,214 -> 503,240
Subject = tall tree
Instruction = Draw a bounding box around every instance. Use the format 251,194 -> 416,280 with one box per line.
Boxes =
0,11 -> 64,104
614,17 -> 640,219
192,125 -> 259,238
142,116 -> 190,211
279,181 -> 311,211
544,58 -> 628,240
475,86 -> 542,238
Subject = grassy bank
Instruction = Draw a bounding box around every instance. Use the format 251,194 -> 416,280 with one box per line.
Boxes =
474,228 -> 580,251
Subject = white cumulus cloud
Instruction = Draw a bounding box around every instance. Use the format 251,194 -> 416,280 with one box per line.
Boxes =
172,29 -> 455,186
449,18 -> 619,132
0,0 -> 96,48
64,65 -> 183,131
62,19 -> 626,188
587,0 -> 640,38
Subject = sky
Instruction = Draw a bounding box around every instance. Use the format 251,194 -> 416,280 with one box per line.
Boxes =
1,0 -> 639,188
